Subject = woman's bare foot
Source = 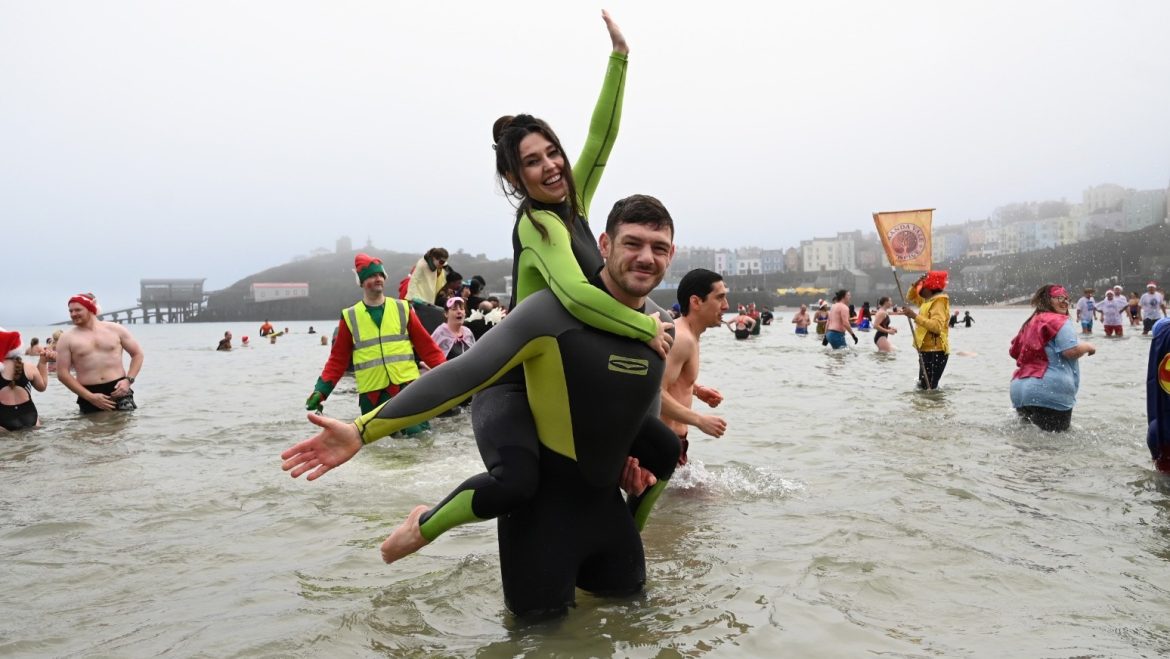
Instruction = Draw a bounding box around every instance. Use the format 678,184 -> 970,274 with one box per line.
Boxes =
380,505 -> 430,564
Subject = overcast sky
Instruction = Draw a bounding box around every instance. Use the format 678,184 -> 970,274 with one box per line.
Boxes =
3,1 -> 1169,324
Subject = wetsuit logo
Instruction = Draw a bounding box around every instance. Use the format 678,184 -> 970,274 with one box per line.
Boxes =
1160,353 -> 1170,395
608,355 -> 649,376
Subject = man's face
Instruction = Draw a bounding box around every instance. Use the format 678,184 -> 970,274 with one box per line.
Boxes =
68,303 -> 90,325
363,273 -> 386,295
691,280 -> 730,328
600,222 -> 675,300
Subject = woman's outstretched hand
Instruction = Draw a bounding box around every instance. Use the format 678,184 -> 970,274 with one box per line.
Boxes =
602,9 -> 628,55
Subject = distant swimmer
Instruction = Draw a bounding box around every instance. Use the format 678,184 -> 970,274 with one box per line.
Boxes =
1075,289 -> 1097,335
259,320 -> 274,337
241,336 -> 250,347
813,303 -> 829,337
0,329 -> 49,431
791,304 -> 810,335
216,331 -> 232,351
962,310 -> 974,328
726,313 -> 755,340
1096,289 -> 1127,337
1141,282 -> 1166,336
872,297 -> 898,352
307,326 -> 317,334
825,289 -> 858,349
53,293 -> 144,414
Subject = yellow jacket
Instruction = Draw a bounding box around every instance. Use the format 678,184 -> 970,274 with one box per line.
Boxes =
908,286 -> 950,354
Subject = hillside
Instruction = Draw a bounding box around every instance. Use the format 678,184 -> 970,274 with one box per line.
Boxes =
194,249 -> 512,322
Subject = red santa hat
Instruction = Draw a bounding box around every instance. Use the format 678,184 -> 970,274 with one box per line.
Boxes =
353,253 -> 386,285
68,293 -> 100,315
0,328 -> 22,360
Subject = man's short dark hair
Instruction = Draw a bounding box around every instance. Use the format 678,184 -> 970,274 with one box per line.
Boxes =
677,268 -> 723,315
605,194 -> 675,239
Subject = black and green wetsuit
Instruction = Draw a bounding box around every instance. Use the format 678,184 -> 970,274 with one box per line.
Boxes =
404,50 -> 677,548
355,287 -> 676,616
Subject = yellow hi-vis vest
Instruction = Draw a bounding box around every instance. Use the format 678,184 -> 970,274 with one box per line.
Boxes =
343,300 -> 421,394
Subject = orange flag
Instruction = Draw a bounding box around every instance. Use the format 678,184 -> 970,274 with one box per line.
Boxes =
873,208 -> 934,271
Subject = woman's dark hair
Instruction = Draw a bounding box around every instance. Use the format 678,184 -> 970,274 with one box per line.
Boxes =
1020,283 -> 1067,331
493,114 -> 582,241
833,289 -> 849,303
878,296 -> 891,306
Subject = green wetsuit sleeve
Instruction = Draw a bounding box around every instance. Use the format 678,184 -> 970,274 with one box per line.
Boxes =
574,52 -> 627,213
517,210 -> 657,342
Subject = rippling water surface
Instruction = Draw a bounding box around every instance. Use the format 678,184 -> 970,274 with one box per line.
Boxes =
3,310 -> 1169,658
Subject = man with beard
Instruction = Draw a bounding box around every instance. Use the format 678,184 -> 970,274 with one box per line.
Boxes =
53,293 -> 144,414
281,194 -> 680,618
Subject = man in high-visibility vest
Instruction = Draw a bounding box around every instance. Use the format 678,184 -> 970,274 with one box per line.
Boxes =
306,254 -> 446,432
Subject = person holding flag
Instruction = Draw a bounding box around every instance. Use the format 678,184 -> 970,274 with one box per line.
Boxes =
896,271 -> 951,390
873,208 -> 950,390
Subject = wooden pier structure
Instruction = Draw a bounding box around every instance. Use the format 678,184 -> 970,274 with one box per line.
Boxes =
56,279 -> 209,325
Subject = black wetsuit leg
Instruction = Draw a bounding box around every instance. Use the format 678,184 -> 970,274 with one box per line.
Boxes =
418,372 -> 676,539
417,373 -> 541,538
498,447 -> 644,618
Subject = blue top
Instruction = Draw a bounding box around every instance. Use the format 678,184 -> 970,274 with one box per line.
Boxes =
1010,320 -> 1081,411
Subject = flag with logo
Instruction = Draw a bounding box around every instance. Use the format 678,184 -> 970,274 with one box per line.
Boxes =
873,208 -> 934,271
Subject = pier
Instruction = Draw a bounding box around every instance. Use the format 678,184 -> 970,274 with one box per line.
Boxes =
55,279 -> 209,325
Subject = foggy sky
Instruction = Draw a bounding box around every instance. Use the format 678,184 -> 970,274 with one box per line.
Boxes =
3,1 -> 1169,324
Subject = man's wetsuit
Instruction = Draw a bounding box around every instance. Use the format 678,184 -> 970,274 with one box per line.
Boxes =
407,50 -> 676,545
355,289 -> 676,616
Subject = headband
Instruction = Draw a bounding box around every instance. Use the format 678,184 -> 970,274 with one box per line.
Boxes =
68,294 -> 98,315
1049,286 -> 1068,299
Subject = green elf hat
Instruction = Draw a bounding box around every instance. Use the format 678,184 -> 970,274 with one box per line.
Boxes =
354,253 -> 386,284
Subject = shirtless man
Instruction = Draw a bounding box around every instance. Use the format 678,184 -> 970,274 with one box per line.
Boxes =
52,293 -> 144,413
661,268 -> 729,465
825,289 -> 859,349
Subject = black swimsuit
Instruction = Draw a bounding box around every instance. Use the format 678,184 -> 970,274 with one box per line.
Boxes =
0,370 -> 38,431
874,314 -> 891,345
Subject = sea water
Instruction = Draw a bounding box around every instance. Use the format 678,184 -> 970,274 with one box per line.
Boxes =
2,309 -> 1168,658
